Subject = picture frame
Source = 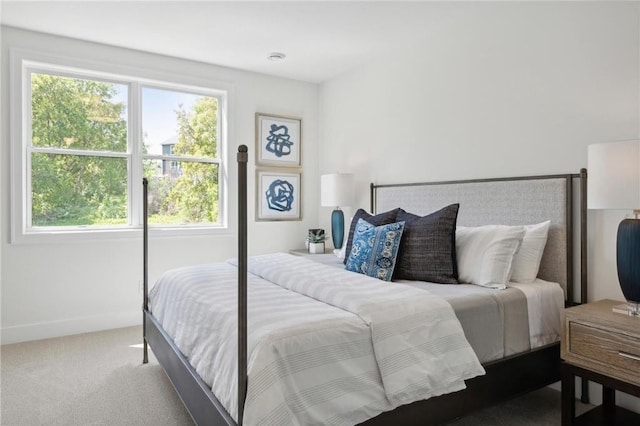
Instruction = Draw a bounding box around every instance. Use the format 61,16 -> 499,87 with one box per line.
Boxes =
255,113 -> 302,167
256,169 -> 302,221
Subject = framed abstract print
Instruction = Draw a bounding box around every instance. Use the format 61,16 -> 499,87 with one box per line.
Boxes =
256,169 -> 301,221
255,113 -> 301,167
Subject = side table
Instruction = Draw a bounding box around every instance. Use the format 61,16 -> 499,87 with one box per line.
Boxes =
561,299 -> 640,425
289,248 -> 334,256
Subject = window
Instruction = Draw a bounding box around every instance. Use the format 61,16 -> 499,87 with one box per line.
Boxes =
141,86 -> 221,226
30,73 -> 130,227
11,51 -> 228,241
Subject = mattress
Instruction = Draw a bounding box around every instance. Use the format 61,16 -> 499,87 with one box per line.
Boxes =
308,253 -> 565,364
399,279 -> 564,363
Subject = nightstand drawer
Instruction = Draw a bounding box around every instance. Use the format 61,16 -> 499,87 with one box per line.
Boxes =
569,322 -> 640,382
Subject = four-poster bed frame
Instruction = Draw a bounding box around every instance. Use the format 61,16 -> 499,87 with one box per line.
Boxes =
142,145 -> 588,425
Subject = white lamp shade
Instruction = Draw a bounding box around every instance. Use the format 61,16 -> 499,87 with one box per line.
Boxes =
321,173 -> 354,207
587,140 -> 640,210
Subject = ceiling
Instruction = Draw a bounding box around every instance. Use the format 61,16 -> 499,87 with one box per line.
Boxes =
0,1 -> 460,83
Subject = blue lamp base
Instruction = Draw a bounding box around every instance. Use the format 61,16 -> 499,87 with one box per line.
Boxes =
617,217 -> 640,315
331,208 -> 345,250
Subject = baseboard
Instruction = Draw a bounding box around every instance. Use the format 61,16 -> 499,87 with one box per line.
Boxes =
1,311 -> 141,345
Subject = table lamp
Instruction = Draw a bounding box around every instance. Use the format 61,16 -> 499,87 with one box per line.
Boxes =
588,140 -> 640,316
321,173 -> 354,250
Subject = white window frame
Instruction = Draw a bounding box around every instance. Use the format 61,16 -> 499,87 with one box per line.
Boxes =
10,49 -> 231,244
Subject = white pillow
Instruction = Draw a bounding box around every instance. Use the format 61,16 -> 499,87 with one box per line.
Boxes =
337,243 -> 347,259
456,225 -> 526,289
510,221 -> 550,283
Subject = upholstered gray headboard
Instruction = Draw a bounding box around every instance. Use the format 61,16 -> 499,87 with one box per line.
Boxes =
371,172 -> 587,303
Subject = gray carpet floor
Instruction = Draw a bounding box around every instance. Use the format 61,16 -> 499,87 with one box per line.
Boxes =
1,326 -> 583,425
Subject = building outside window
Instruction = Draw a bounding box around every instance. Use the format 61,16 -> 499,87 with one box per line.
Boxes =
161,137 -> 181,177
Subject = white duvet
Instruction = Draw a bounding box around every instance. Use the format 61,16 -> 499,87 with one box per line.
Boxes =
150,253 -> 484,425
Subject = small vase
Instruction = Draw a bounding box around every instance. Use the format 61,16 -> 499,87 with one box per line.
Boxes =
309,242 -> 325,254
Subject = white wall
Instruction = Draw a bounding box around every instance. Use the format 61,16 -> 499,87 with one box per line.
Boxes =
2,0 -> 639,411
1,27 -> 319,344
319,1 -> 639,412
319,1 -> 638,301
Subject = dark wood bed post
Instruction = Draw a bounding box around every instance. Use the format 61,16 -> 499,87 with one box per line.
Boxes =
237,145 -> 249,425
580,168 -> 588,305
579,167 -> 590,404
566,174 -> 574,305
370,183 -> 375,213
143,177 -> 149,365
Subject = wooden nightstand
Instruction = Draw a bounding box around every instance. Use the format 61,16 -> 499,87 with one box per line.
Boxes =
289,248 -> 334,256
561,299 -> 640,425
289,249 -> 344,267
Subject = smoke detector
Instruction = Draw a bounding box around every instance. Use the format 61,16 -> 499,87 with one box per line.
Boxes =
267,52 -> 286,62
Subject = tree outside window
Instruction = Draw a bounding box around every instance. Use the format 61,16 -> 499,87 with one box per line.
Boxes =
29,71 -> 222,230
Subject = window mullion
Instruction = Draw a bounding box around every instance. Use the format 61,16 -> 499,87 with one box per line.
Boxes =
30,146 -> 129,158
130,81 -> 143,228
141,154 -> 220,164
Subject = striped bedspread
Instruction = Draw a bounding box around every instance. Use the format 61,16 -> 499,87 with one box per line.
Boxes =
149,253 -> 484,425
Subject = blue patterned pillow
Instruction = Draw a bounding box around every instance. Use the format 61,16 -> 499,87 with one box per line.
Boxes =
343,208 -> 401,264
345,218 -> 405,281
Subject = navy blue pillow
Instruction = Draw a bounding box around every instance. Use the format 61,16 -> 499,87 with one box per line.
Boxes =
345,219 -> 405,281
343,208 -> 401,264
394,204 -> 460,284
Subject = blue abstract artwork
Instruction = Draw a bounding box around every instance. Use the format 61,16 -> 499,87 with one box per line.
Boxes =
257,170 -> 300,220
265,179 -> 294,212
265,124 -> 293,158
256,114 -> 301,167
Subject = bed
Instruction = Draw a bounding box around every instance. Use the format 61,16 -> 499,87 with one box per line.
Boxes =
142,145 -> 588,425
